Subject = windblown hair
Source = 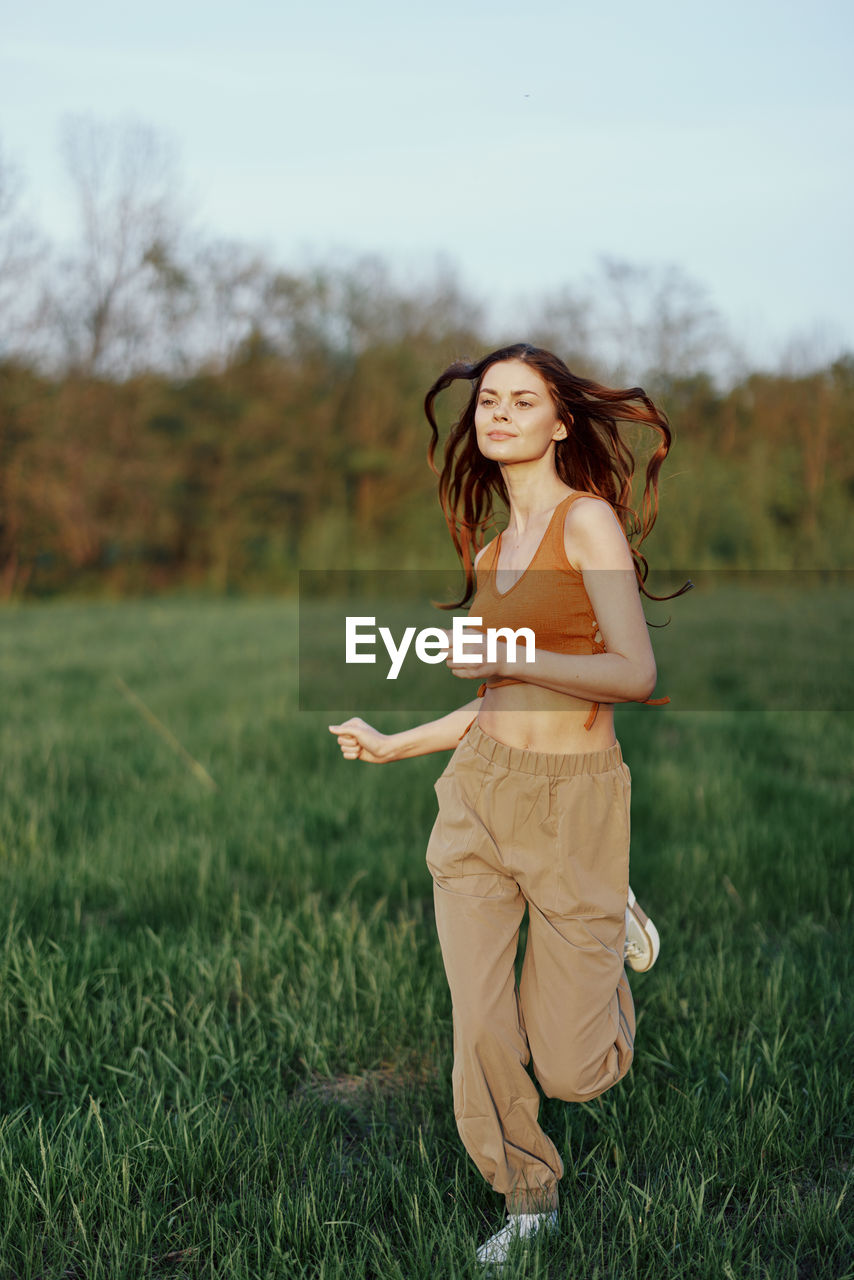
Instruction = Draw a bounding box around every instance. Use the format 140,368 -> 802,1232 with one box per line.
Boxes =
425,342 -> 693,610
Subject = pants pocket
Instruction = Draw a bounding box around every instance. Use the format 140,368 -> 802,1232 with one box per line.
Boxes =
426,764 -> 478,880
553,769 -> 630,921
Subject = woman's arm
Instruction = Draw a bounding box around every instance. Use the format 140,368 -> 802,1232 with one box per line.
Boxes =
328,696 -> 482,763
445,498 -> 659,703
488,644 -> 655,704
329,539 -> 497,763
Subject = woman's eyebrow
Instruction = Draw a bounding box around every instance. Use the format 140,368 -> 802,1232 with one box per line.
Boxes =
480,387 -> 542,397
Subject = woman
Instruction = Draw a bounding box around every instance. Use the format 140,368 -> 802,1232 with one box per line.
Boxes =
329,343 -> 691,1268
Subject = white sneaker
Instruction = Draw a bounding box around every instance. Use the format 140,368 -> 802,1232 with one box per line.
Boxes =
475,1210 -> 558,1268
624,887 -> 660,972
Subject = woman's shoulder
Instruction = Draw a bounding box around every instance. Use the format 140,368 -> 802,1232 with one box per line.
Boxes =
560,493 -> 632,571
563,492 -> 619,524
563,490 -> 614,512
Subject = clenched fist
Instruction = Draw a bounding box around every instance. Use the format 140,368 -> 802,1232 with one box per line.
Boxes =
328,717 -> 395,764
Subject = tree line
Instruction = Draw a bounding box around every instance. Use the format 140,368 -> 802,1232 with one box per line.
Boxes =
0,118 -> 852,598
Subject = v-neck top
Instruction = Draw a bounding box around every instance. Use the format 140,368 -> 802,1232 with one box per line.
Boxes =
467,491 -> 670,730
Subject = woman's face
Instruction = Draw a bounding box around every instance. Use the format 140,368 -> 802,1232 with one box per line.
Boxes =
474,359 -> 567,464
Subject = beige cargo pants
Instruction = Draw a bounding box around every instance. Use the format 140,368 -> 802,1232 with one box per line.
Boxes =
426,720 -> 635,1214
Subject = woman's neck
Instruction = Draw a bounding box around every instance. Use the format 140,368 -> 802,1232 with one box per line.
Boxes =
501,468 -> 575,535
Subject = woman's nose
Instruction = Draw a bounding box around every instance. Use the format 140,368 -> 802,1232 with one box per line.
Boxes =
493,404 -> 510,421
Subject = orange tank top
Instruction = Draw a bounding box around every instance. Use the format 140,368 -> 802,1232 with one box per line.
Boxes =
466,491 -> 670,730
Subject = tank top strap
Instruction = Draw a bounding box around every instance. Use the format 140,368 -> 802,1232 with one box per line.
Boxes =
479,491 -> 614,581
476,535 -> 502,575
541,491 -> 597,563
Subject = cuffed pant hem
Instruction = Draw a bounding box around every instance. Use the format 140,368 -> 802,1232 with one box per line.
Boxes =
505,1184 -> 560,1215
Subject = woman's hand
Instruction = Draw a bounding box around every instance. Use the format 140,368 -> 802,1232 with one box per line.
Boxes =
439,629 -> 506,683
328,717 -> 396,763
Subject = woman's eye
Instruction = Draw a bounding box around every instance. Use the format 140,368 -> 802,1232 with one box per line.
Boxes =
517,400 -> 531,408
480,398 -> 494,406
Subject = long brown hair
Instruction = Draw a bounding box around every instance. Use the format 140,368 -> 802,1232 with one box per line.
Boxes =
425,342 -> 693,609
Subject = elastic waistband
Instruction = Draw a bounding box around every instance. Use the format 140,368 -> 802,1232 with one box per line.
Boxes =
464,720 -> 624,777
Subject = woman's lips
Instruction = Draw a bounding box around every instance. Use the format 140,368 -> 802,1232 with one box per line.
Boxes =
487,431 -> 515,439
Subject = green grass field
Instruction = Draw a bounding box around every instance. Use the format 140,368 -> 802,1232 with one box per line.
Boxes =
0,597 -> 851,1279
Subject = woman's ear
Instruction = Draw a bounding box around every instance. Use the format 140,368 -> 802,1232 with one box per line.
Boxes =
555,415 -> 572,440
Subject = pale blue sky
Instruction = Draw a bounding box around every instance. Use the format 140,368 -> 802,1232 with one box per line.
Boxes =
2,0 -> 852,366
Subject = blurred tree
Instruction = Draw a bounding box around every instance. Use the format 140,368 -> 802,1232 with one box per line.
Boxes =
47,115 -> 188,376
173,238 -> 276,374
0,138 -> 46,366
529,257 -> 731,390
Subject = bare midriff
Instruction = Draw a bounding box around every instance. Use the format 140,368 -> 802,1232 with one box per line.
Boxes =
475,682 -> 617,755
